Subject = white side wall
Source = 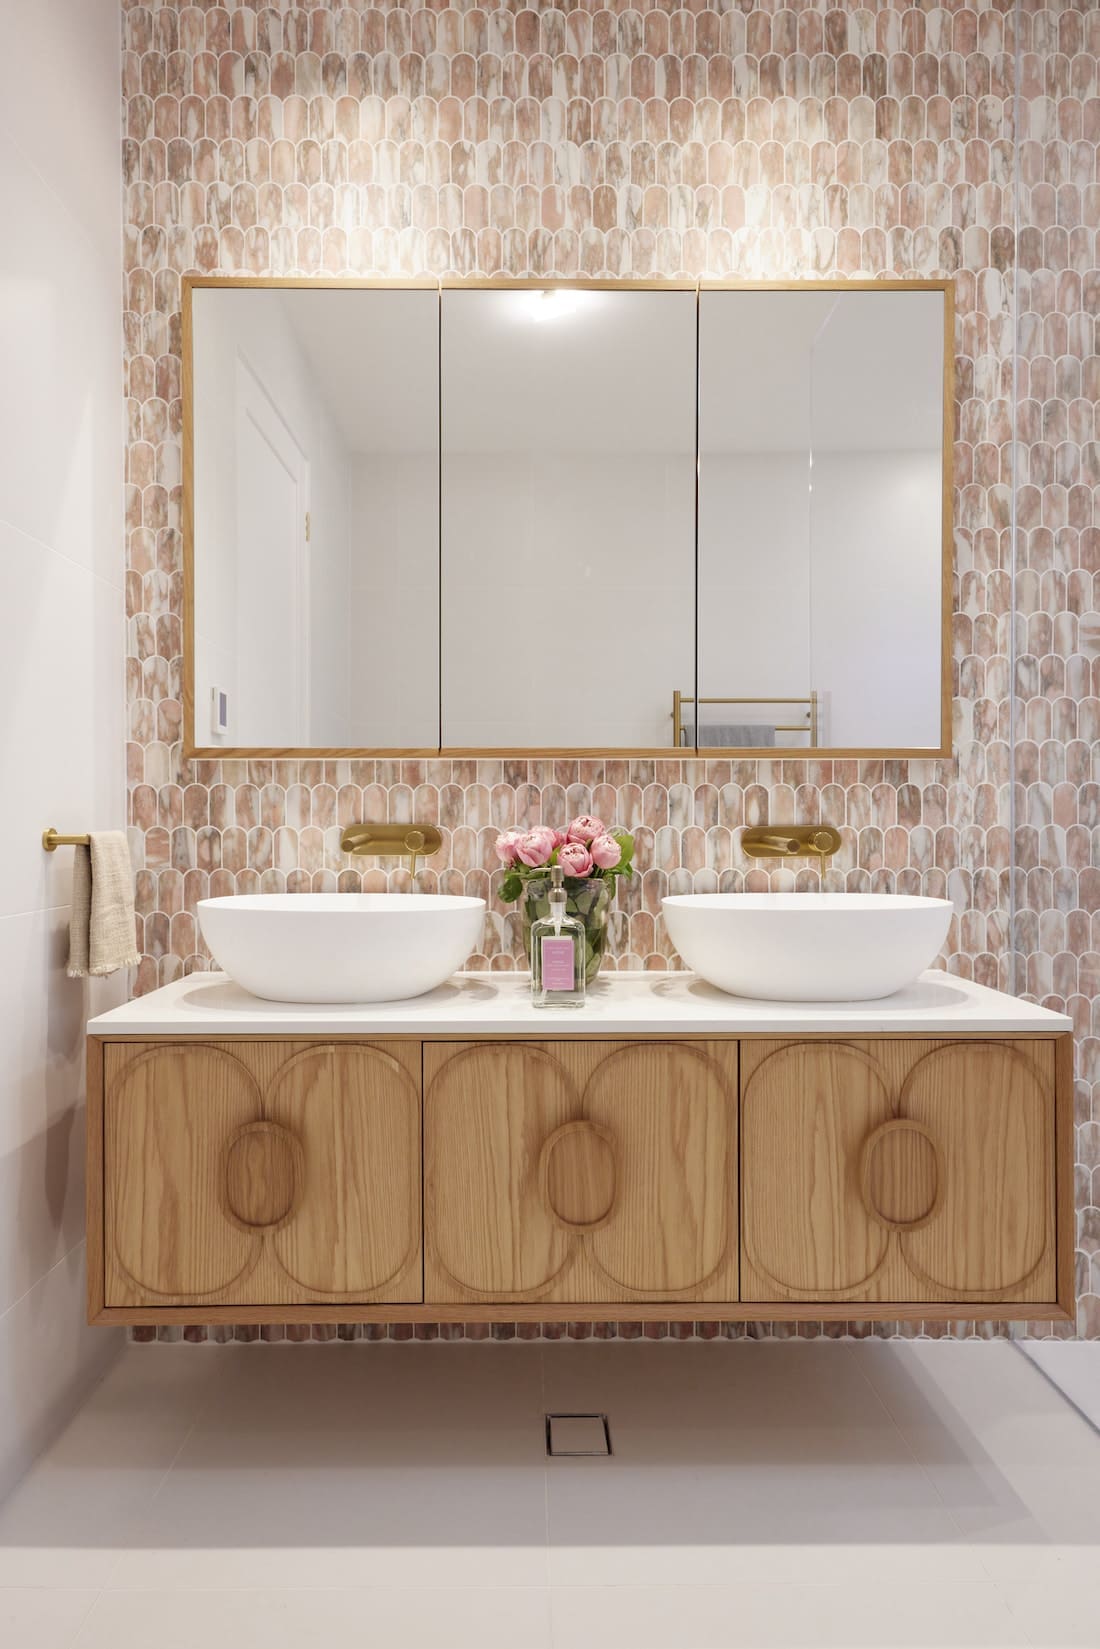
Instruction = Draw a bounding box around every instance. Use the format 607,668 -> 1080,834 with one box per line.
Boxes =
442,454 -> 695,748
698,450 -> 942,748
697,453 -> 813,732
0,0 -> 124,1497
348,455 -> 440,750
810,450 -> 942,748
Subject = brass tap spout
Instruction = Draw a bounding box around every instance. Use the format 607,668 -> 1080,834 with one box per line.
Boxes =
339,823 -> 442,876
741,826 -> 841,860
753,834 -> 802,856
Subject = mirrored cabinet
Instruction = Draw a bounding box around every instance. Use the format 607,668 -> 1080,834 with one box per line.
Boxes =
184,278 -> 952,760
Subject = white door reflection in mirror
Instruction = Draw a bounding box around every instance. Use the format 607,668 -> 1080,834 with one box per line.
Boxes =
697,288 -> 946,752
191,286 -> 439,750
439,288 -> 697,750
233,358 -> 310,746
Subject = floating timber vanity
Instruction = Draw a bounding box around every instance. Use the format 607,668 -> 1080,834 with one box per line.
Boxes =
85,972 -> 1075,1327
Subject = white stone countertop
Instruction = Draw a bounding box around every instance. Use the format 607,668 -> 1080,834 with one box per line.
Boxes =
87,970 -> 1073,1037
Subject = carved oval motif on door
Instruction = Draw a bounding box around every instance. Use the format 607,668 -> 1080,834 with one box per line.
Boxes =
859,1119 -> 943,1233
539,1120 -> 618,1233
222,1121 -> 304,1233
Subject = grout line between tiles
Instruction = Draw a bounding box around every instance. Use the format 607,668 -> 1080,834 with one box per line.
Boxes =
78,1358 -> 214,1604
841,1342 -> 980,1552
60,1590 -> 101,1649
843,1341 -> 1051,1619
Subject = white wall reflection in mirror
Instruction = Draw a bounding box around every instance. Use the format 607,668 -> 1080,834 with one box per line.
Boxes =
190,286 -> 439,749
697,288 -> 946,751
439,288 -> 697,749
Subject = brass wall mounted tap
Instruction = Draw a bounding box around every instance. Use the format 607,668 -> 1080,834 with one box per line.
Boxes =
741,826 -> 841,860
339,823 -> 443,877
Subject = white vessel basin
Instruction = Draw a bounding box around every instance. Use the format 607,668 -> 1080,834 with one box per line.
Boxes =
661,893 -> 953,1002
197,894 -> 486,1004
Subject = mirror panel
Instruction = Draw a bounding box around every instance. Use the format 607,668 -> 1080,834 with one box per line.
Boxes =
439,288 -> 697,750
696,288 -> 947,753
186,280 -> 950,759
189,285 -> 440,751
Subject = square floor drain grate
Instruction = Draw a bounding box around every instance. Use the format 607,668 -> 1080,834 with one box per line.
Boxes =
546,1413 -> 612,1457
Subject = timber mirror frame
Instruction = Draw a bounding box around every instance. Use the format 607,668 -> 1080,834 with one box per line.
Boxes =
182,275 -> 954,762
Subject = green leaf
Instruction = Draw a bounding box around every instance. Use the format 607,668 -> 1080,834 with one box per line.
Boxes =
498,871 -> 523,903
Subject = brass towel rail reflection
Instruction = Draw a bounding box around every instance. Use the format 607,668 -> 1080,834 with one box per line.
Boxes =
672,691 -> 819,749
42,829 -> 91,852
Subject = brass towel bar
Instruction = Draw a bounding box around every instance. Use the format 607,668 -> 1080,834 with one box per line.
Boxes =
42,829 -> 91,853
672,690 -> 819,748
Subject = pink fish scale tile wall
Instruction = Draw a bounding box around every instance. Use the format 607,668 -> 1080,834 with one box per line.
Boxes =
120,0 -> 1099,1342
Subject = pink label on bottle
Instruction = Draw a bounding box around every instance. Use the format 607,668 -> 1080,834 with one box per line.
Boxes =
541,936 -> 576,992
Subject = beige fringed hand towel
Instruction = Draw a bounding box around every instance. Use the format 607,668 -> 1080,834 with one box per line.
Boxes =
67,832 -> 140,978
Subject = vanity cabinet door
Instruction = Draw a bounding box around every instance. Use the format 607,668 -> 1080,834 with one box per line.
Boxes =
423,1040 -> 739,1304
739,1039 -> 1057,1306
103,1041 -> 422,1308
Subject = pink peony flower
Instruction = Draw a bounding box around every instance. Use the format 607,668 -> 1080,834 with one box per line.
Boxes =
567,814 -> 604,844
557,841 -> 593,877
494,829 -> 525,864
515,827 -> 558,868
589,832 -> 623,870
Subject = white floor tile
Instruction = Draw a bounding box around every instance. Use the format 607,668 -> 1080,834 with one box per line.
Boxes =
4,1338 -> 1098,1649
549,1580 -> 1030,1649
1000,1580 -> 1100,1648
852,1340 -> 1099,1470
0,1249 -> 120,1506
850,1339 -> 1100,1584
110,1345 -> 550,1591
545,1341 -> 983,1585
0,1588 -> 97,1649
0,1346 -> 220,1587
74,1585 -> 552,1649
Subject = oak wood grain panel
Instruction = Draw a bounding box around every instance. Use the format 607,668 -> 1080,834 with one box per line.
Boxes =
105,1044 -> 261,1304
901,1042 -> 1055,1300
85,1036 -> 105,1322
104,1040 -> 422,1308
861,1119 -> 943,1231
585,1043 -> 737,1296
424,1043 -> 576,1299
540,1121 -> 618,1233
94,1300 -> 1075,1328
223,1121 -> 303,1232
1054,1033 -> 1075,1317
267,1043 -> 421,1301
740,1039 -> 1058,1307
741,1042 -> 892,1300
424,1040 -> 738,1303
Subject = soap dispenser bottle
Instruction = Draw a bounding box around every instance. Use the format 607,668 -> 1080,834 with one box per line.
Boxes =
530,865 -> 586,1009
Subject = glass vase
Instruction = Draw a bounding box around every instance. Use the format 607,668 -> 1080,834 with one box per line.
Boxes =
521,876 -> 612,985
